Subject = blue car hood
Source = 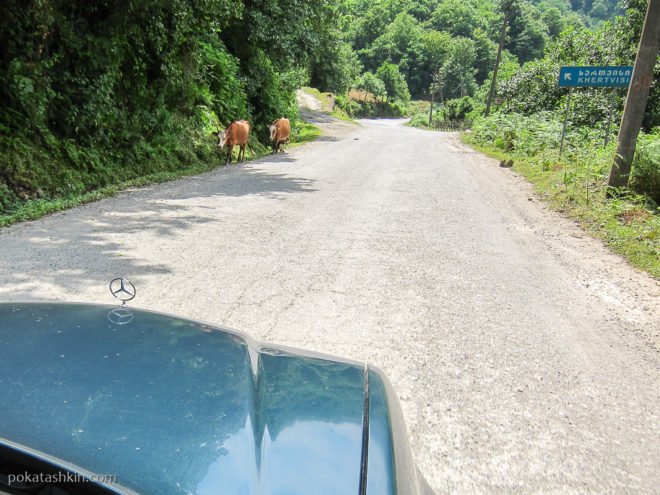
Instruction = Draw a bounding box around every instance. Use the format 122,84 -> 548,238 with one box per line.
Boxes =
0,303 -> 374,495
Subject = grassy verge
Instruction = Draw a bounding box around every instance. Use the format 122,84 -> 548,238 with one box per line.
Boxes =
291,121 -> 322,145
1,171 -> 197,227
406,101 -> 434,129
1,155 -> 257,228
463,133 -> 660,279
0,130 -> 318,228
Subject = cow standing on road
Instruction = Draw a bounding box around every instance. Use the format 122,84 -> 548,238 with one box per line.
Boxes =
269,118 -> 291,154
217,120 -> 252,164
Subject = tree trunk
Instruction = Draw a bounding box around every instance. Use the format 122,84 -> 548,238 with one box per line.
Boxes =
429,69 -> 439,126
485,4 -> 510,117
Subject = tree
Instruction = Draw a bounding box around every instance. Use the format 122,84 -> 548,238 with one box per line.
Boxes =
422,28 -> 452,120
366,12 -> 423,70
310,36 -> 362,94
376,62 -> 410,103
443,96 -> 474,121
505,0 -> 548,63
421,30 -> 452,70
0,0 -> 352,203
428,0 -> 483,37
351,3 -> 395,52
356,72 -> 386,100
495,0 -> 659,131
485,1 -> 511,116
473,27 -> 499,84
542,7 -> 565,39
442,37 -> 478,99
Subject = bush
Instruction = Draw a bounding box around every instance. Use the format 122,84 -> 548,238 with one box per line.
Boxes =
443,97 -> 474,122
339,98 -> 407,119
631,133 -> 660,204
355,73 -> 386,101
0,182 -> 20,213
469,111 -> 602,156
409,113 -> 430,128
469,111 -> 660,207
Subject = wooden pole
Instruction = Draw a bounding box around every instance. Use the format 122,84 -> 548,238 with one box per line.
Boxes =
607,0 -> 660,190
559,87 -> 573,158
485,3 -> 510,117
603,89 -> 617,148
429,69 -> 438,126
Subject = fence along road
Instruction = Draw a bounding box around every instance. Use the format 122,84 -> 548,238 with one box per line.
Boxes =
0,112 -> 659,493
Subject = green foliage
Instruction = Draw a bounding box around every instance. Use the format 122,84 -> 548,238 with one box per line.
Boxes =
342,99 -> 408,118
568,0 -> 624,24
429,0 -> 483,37
0,182 -> 20,214
409,112 -> 433,128
342,0 -> 576,99
630,132 -> 660,204
495,1 -> 659,130
443,97 -> 475,122
310,38 -> 363,94
506,0 -> 549,63
376,63 -> 411,104
472,27 -> 499,83
466,113 -> 660,278
469,111 -> 586,154
469,110 -> 660,207
292,122 -> 323,144
408,96 -> 476,130
0,0 -> 350,217
341,0 -> 639,104
440,37 -> 479,99
356,72 -> 387,100
1,0 -> 652,222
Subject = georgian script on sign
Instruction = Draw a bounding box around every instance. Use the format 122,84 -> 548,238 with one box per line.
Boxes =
559,66 -> 633,87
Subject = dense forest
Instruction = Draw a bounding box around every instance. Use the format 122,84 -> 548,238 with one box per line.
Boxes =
0,0 -> 658,216
0,0 -> 337,207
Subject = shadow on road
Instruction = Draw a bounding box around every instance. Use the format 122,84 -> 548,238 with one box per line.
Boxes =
1,167 -> 317,296
4,94 -> 344,298
258,153 -> 298,164
196,167 -> 317,199
299,108 -> 339,125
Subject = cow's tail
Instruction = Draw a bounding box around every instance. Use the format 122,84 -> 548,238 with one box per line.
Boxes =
246,139 -> 255,157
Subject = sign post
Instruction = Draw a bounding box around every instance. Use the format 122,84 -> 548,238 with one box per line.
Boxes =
557,66 -> 632,157
603,89 -> 618,148
559,87 -> 573,158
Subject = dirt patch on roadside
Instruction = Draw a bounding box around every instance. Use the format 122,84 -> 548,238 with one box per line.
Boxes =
296,89 -> 322,110
296,90 -> 357,141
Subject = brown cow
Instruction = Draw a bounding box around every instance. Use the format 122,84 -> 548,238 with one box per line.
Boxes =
269,118 -> 291,154
217,120 -> 252,164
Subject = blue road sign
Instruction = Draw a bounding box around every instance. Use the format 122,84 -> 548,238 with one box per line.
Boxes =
559,66 -> 633,87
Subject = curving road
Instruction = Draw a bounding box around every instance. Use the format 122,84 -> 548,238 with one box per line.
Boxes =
1,109 -> 659,493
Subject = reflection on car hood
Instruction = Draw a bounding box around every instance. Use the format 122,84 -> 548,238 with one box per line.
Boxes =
0,303 -> 366,495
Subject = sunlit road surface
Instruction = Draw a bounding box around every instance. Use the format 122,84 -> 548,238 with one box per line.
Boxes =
1,113 -> 659,493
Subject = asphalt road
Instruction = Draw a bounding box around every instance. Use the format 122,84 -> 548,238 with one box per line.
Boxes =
1,110 -> 659,494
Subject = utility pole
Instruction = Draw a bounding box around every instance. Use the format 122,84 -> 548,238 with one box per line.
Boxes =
485,2 -> 511,117
607,0 -> 660,191
429,68 -> 439,126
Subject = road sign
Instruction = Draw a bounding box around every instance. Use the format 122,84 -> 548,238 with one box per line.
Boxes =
559,66 -> 633,87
